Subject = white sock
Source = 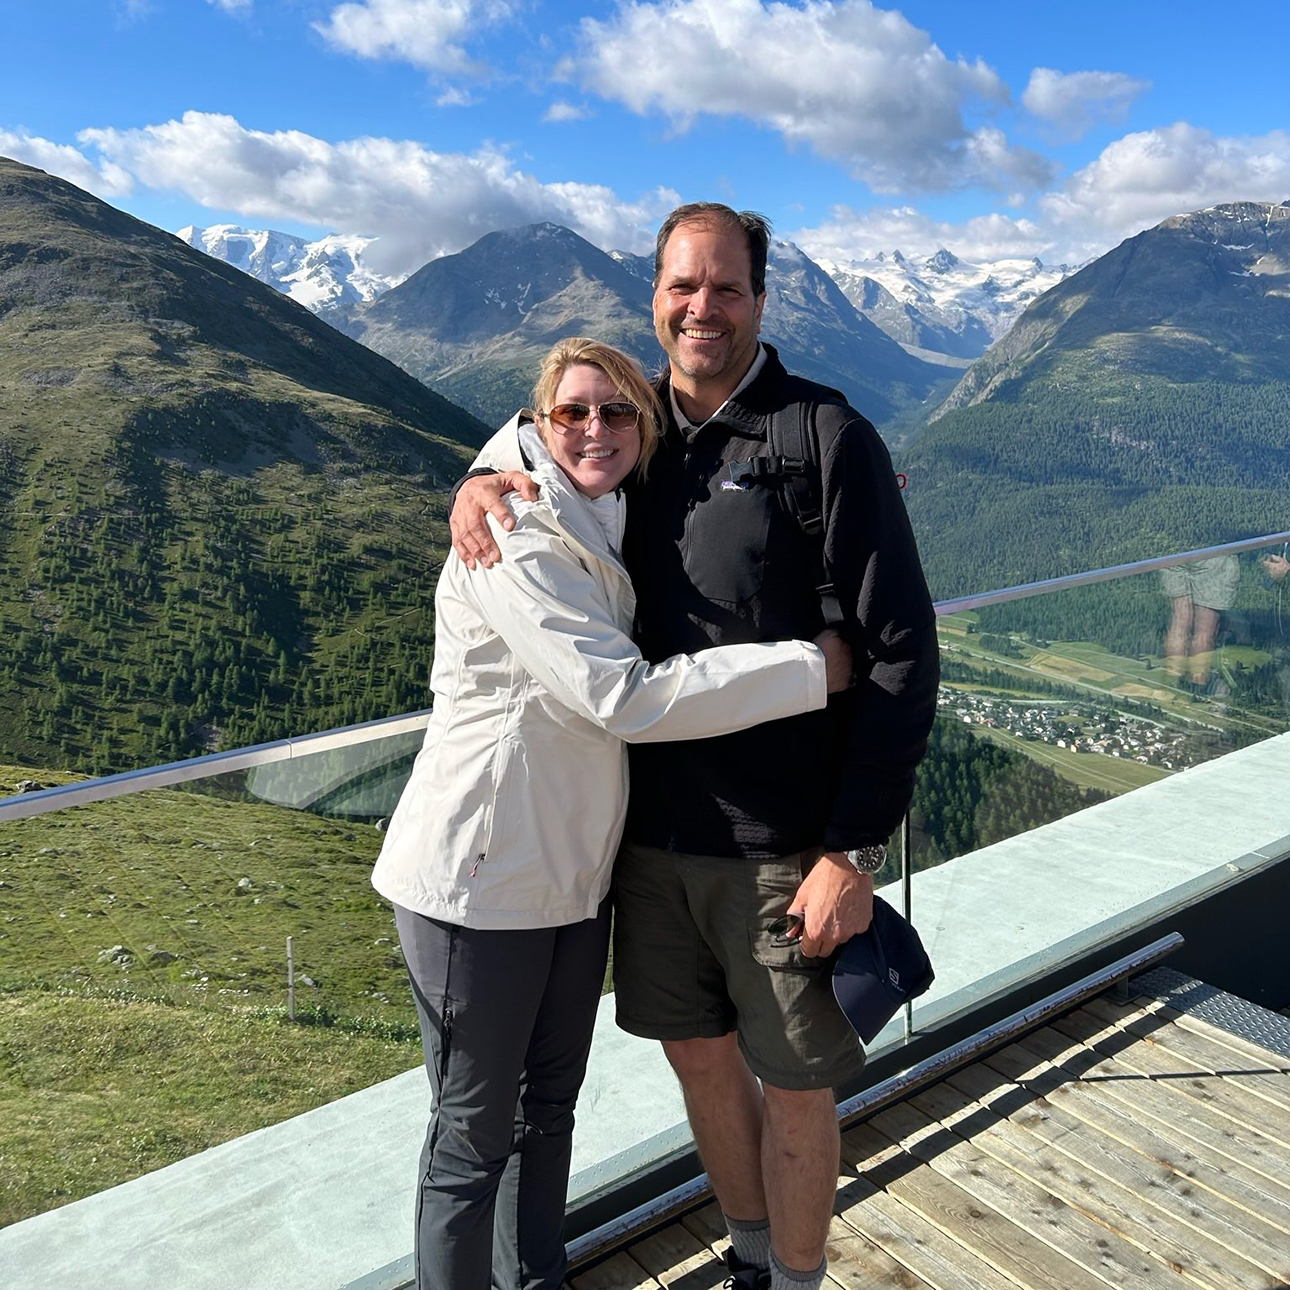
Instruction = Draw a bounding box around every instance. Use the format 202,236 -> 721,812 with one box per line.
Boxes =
769,1249 -> 827,1290
725,1213 -> 772,1269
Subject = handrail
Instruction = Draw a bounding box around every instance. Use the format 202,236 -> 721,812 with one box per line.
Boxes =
3,529 -> 1288,824
0,708 -> 432,822
936,530 -> 1290,616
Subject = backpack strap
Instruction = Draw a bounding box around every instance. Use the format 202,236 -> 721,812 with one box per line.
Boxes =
766,404 -> 843,629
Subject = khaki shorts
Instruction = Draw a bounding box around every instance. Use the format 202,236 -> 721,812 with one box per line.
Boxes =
612,839 -> 866,1092
1161,556 -> 1240,611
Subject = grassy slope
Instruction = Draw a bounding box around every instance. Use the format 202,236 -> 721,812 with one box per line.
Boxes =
0,989 -> 420,1226
0,757 -> 425,1226
0,157 -> 488,773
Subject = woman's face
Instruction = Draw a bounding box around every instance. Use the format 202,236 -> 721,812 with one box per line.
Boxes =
542,364 -> 642,498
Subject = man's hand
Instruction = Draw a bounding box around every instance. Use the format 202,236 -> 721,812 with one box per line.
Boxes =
1263,553 -> 1290,581
449,471 -> 540,569
790,852 -> 873,958
813,628 -> 854,694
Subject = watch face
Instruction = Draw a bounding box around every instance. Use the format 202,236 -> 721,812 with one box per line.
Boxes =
849,846 -> 885,873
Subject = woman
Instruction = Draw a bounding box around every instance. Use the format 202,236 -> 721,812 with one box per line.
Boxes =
372,338 -> 852,1289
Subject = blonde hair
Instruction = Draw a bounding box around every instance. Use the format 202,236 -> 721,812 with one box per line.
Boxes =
528,337 -> 662,476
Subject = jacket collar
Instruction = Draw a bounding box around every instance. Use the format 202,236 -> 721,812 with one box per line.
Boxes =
655,342 -> 789,444
505,413 -> 631,580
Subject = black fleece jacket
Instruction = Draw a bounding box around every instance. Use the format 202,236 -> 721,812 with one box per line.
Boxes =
620,346 -> 939,859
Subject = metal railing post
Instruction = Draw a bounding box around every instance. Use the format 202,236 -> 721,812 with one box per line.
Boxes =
901,810 -> 913,1041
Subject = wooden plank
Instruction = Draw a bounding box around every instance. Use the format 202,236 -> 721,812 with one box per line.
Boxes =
864,1105 -> 1174,1289
676,1204 -> 730,1258
981,1041 -> 1290,1267
1003,1023 -> 1290,1197
678,1197 -> 915,1289
911,1079 -> 1282,1290
627,1223 -> 729,1290
571,1251 -> 662,1290
820,1214 -> 933,1290
844,1122 -> 1113,1290
833,1172 -> 1028,1290
679,1200 -> 861,1288
1052,1011 -> 1290,1155
948,1055 -> 1290,1233
1080,998 -> 1290,1119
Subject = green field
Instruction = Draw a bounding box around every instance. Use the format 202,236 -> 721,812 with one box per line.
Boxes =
970,727 -> 1168,794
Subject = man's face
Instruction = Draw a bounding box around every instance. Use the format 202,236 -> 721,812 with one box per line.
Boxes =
653,221 -> 765,394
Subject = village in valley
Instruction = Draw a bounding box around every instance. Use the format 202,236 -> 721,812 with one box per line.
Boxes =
937,687 -> 1202,772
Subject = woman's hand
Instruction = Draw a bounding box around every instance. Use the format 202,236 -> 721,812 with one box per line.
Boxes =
449,472 -> 540,569
814,628 -> 854,693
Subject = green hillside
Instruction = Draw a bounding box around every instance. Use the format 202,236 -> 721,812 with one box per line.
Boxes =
0,157 -> 489,773
903,202 -> 1290,596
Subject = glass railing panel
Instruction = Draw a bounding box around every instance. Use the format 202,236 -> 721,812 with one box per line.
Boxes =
908,538 -> 1290,1031
5,534 -> 1288,1247
0,723 -> 430,1225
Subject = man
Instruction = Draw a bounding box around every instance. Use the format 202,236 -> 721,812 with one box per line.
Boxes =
451,203 -> 938,1290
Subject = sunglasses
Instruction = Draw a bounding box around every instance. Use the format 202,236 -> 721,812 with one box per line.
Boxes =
767,913 -> 805,948
543,401 -> 641,434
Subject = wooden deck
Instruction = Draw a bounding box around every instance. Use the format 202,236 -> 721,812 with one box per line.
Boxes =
570,992 -> 1290,1290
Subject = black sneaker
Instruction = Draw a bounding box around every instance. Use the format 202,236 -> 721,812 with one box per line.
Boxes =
722,1248 -> 771,1290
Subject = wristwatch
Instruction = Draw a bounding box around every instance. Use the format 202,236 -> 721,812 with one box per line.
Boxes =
845,845 -> 886,874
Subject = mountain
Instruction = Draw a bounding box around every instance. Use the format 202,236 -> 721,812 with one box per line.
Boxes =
0,156 -> 488,772
901,201 -> 1290,596
760,240 -> 959,427
821,249 -> 1071,362
177,224 -> 402,322
346,222 -> 658,426
346,224 -> 956,431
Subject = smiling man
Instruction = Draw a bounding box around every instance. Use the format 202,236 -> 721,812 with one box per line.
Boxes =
451,202 -> 939,1290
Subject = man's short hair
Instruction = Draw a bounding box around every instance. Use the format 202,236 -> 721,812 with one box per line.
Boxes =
654,203 -> 772,297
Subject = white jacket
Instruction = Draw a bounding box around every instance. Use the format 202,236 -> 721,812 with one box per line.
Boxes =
371,417 -> 827,929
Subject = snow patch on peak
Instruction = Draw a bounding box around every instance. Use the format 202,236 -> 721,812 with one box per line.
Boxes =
178,224 -> 403,316
818,246 -> 1074,359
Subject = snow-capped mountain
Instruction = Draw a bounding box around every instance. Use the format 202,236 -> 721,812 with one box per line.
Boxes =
176,225 -> 403,319
819,249 -> 1074,362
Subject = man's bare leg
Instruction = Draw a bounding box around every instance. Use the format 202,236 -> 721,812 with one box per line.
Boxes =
662,1035 -> 767,1220
1189,605 -> 1220,685
761,1084 -> 838,1271
664,1038 -> 838,1277
1164,597 -> 1193,678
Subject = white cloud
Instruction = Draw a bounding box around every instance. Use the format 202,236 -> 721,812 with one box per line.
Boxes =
1022,68 -> 1150,139
543,101 -> 591,123
207,0 -> 253,12
1042,123 -> 1290,251
314,0 -> 509,76
435,86 -> 478,106
793,122 -> 1290,267
75,111 -> 675,273
0,130 -> 134,198
563,0 -> 1052,193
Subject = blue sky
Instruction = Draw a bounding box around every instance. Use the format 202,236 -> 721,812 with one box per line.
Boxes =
5,0 -> 1289,275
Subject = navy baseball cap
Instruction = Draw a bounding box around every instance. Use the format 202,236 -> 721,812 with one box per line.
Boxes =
832,896 -> 935,1045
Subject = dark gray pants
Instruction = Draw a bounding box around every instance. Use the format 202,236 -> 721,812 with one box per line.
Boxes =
394,900 -> 611,1290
